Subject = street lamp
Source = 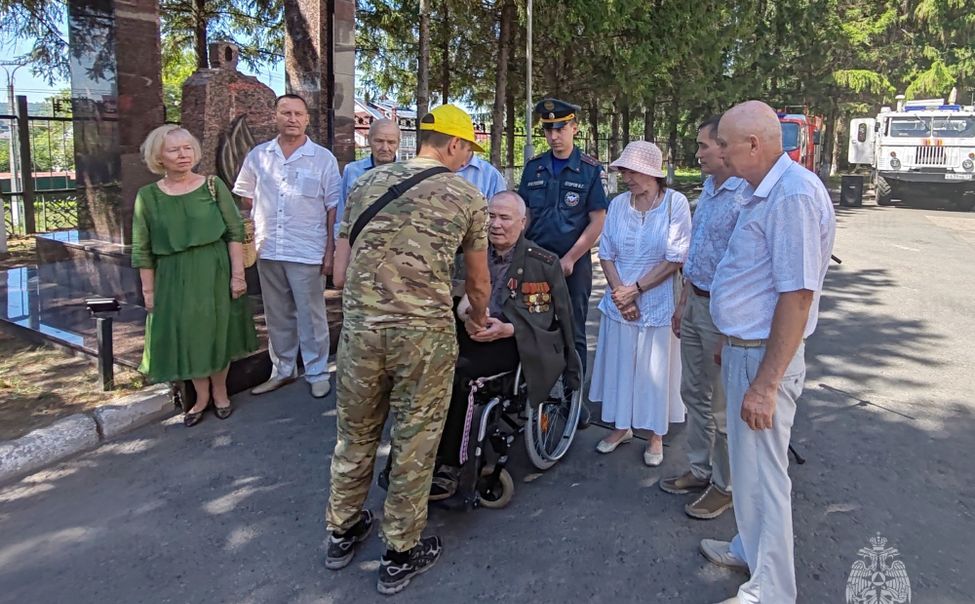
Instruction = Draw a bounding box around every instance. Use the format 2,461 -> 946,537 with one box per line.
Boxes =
0,61 -> 28,192
0,60 -> 28,255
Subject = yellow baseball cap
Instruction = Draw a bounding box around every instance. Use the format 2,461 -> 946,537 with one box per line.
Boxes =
418,104 -> 485,152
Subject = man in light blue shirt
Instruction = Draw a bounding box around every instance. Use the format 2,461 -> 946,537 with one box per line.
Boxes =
458,153 -> 507,199
334,118 -> 400,238
700,101 -> 835,604
661,115 -> 749,522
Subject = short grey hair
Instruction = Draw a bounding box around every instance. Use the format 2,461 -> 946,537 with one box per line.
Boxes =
369,118 -> 399,140
488,190 -> 526,217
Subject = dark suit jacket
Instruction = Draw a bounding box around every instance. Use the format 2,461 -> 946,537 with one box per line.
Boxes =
499,236 -> 582,404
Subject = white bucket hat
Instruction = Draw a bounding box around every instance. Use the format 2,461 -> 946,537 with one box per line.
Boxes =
609,141 -> 666,178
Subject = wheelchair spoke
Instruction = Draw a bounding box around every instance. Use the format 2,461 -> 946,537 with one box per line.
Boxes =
524,350 -> 584,469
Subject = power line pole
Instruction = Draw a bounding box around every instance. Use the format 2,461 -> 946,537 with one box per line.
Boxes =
524,0 -> 533,164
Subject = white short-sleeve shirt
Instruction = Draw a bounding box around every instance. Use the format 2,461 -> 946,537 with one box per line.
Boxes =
233,136 -> 341,265
710,154 -> 836,340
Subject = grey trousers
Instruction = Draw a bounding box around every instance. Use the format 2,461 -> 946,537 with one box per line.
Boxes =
257,259 -> 330,384
679,289 -> 731,492
725,343 -> 805,604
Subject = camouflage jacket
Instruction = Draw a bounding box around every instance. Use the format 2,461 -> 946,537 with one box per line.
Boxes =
339,157 -> 488,330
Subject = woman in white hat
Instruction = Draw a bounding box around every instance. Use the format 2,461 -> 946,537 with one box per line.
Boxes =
588,141 -> 691,466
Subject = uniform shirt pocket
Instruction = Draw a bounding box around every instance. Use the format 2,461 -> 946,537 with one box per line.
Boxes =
559,180 -> 589,212
298,169 -> 321,198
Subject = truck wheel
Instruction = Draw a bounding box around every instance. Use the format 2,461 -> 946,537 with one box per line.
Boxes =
876,176 -> 894,206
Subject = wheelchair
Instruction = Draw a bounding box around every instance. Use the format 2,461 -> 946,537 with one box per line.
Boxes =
379,350 -> 584,510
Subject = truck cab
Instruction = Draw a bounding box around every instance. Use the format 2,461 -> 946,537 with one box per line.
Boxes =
849,97 -> 975,210
778,110 -> 825,174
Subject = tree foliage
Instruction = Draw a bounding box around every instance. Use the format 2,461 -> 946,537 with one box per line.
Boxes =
1,1 -> 283,84
3,0 -> 974,172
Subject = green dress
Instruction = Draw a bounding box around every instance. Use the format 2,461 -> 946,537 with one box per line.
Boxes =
131,176 -> 258,383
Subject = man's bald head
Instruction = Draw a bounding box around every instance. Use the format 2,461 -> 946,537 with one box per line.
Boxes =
717,100 -> 785,186
368,118 -> 400,164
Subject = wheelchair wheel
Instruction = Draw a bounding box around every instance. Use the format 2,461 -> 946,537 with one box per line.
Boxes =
477,465 -> 514,509
524,350 -> 583,470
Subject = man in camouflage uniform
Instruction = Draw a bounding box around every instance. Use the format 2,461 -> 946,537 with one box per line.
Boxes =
325,104 -> 491,595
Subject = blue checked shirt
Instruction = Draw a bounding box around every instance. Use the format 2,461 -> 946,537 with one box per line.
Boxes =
683,175 -> 749,291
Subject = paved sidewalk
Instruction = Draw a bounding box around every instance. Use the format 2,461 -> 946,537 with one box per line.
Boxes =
1,202 -> 973,603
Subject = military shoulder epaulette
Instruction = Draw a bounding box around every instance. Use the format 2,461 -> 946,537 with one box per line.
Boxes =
580,153 -> 600,167
526,245 -> 558,264
528,152 -> 546,162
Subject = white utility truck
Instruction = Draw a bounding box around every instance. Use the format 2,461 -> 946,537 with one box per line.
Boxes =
849,95 -> 975,211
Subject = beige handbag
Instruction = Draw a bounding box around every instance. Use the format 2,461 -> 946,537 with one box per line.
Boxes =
240,217 -> 257,268
208,175 -> 257,268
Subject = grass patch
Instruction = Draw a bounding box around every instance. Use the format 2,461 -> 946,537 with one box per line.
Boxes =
0,329 -> 146,441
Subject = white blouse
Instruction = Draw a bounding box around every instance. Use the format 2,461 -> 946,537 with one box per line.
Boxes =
597,189 -> 692,327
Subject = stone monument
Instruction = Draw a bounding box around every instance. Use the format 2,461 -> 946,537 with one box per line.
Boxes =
284,0 -> 356,165
180,42 -> 277,178
33,0 -> 165,307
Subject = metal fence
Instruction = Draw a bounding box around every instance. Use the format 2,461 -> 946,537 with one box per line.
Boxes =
2,190 -> 78,236
1,94 -> 77,240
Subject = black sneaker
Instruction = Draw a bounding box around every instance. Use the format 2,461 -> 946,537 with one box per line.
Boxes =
325,510 -> 374,570
377,536 -> 443,595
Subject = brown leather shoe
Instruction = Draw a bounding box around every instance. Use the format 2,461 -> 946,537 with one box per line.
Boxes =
685,484 -> 733,520
659,470 -> 709,494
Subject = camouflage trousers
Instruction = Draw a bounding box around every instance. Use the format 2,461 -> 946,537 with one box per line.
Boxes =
326,325 -> 458,552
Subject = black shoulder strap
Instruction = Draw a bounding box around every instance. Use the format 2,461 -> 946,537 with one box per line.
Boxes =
349,166 -> 451,247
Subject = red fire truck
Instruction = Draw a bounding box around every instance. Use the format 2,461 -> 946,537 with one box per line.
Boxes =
778,107 -> 825,173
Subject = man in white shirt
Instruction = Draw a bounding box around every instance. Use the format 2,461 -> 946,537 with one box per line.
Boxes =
700,101 -> 835,604
234,94 -> 341,398
334,119 -> 400,239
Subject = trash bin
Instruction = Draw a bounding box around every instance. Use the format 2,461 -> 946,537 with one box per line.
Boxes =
840,174 -> 864,207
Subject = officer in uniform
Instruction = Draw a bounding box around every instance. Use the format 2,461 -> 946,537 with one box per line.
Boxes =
518,98 -> 608,427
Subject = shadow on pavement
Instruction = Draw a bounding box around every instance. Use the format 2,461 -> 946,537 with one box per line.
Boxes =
1,250 -> 973,602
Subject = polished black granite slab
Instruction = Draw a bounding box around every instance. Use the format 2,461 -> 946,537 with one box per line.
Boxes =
0,259 -> 343,407
35,230 -> 143,306
0,265 -> 272,402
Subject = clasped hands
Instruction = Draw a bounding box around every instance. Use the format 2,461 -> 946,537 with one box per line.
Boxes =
463,311 -> 514,342
611,283 -> 641,322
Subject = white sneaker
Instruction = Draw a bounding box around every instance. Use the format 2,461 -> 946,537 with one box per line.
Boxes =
250,375 -> 295,395
713,597 -> 741,604
596,429 -> 633,453
311,380 -> 331,398
699,539 -> 749,572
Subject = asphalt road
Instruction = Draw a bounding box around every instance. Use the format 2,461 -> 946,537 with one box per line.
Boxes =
1,199 -> 973,604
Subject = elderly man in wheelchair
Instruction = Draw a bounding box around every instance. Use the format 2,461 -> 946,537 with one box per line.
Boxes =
429,191 -> 584,508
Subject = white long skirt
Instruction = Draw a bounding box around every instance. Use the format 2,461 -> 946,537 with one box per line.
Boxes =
588,314 -> 685,434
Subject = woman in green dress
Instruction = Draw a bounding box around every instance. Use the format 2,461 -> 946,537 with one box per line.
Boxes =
132,125 -> 258,426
